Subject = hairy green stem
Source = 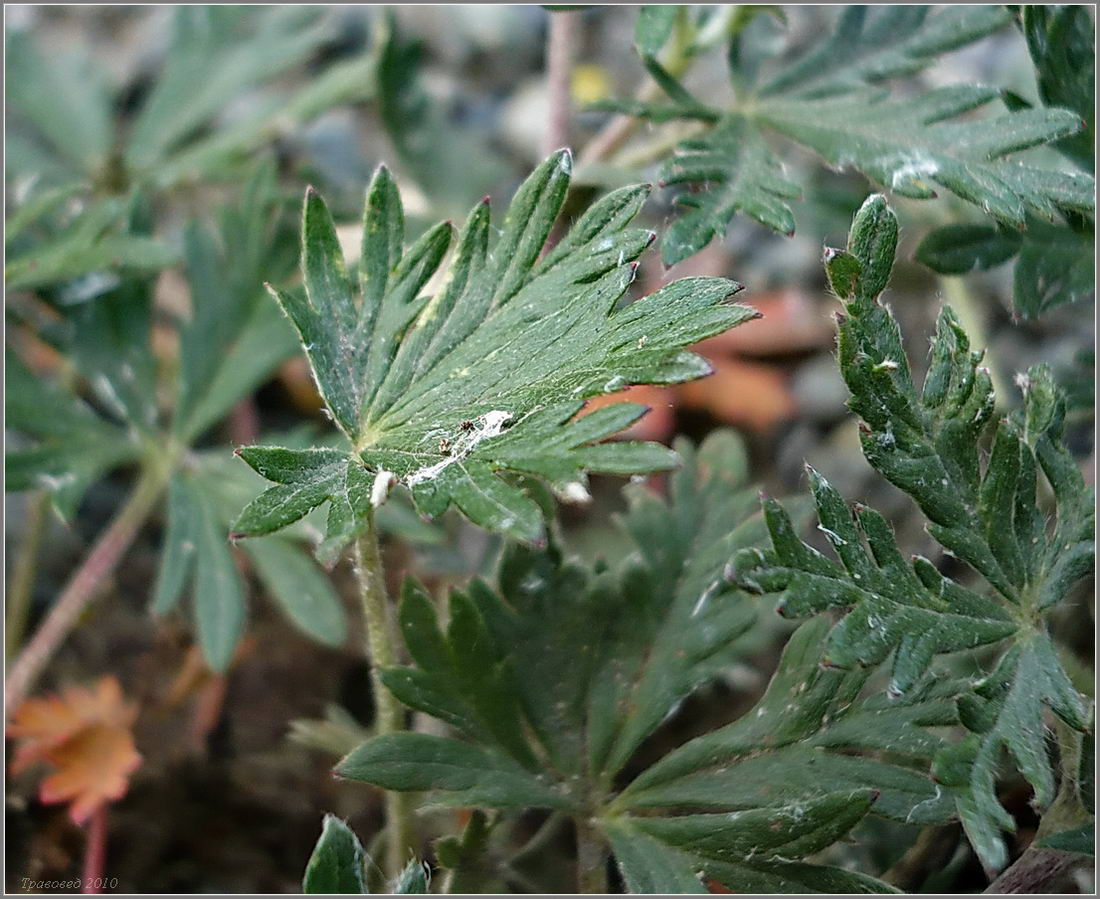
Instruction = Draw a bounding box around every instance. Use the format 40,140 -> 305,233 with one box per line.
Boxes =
5,461 -> 169,710
352,517 -> 415,878
6,491 -> 49,662
574,816 -> 608,893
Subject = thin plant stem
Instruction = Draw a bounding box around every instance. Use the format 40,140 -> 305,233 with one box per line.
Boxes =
543,9 -> 580,157
577,7 -> 694,169
6,462 -> 169,711
82,805 -> 109,894
574,816 -> 608,894
6,490 -> 50,662
352,516 -> 415,878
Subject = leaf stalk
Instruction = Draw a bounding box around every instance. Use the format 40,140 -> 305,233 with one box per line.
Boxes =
352,515 -> 416,877
6,459 -> 171,710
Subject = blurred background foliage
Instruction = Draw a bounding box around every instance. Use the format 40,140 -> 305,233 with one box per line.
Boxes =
5,5 -> 1093,893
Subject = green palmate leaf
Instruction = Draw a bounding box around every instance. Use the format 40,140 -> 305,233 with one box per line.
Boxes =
609,5 -> 1094,264
173,161 -> 300,441
740,194 -> 1093,873
234,152 -> 754,551
1021,5 -> 1095,173
343,432 -> 763,790
617,617 -> 960,825
335,433 -> 896,891
303,814 -> 368,893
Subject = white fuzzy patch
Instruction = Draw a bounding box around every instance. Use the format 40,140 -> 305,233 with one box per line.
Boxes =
405,411 -> 513,487
371,470 -> 397,507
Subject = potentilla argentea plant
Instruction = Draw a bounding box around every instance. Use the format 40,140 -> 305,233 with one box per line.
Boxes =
231,149 -> 757,878
733,194 -> 1095,876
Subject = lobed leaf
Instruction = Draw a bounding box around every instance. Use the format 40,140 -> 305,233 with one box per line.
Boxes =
742,194 -> 1094,873
238,153 -> 754,548
614,5 -> 1092,263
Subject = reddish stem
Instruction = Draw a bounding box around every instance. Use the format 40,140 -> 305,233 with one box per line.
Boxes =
82,805 -> 109,893
6,466 -> 167,711
543,10 -> 579,158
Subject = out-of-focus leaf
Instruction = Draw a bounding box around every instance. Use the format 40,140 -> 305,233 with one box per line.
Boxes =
1022,5 -> 1095,172
635,6 -> 679,58
5,234 -> 178,292
373,14 -> 506,215
1012,218 -> 1094,320
392,859 -> 430,894
174,162 -> 299,441
915,224 -> 1022,275
1037,822 -> 1095,855
607,5 -> 1094,264
124,7 -> 328,171
4,351 -> 139,521
336,733 -> 572,809
243,539 -> 347,648
5,29 -> 113,175
190,479 -> 248,673
7,677 -> 142,826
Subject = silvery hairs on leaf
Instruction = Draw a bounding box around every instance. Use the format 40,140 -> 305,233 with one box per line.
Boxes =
233,150 -> 756,555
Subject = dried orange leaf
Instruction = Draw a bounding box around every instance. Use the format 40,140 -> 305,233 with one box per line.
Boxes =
7,676 -> 142,824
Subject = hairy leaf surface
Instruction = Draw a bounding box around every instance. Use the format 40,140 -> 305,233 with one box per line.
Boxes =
235,153 -> 753,548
